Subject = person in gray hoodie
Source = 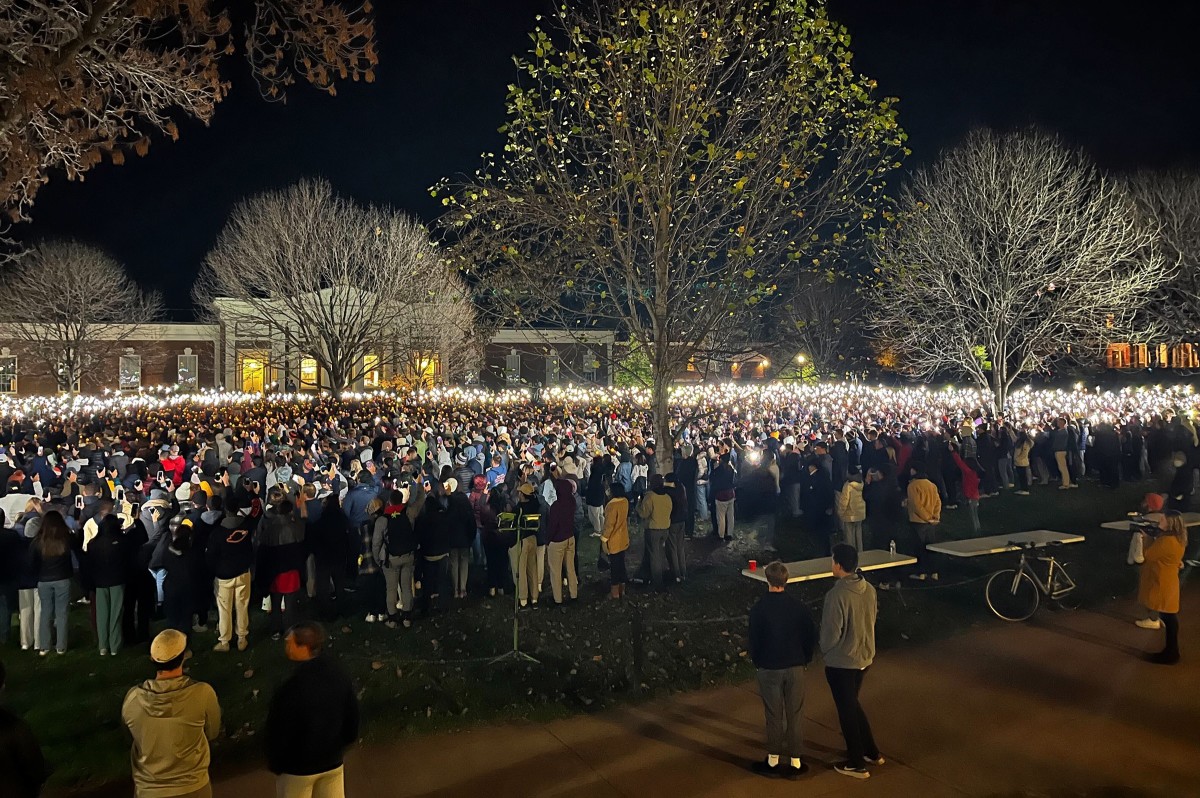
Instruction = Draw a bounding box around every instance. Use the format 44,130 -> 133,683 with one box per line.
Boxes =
122,629 -> 221,798
820,544 -> 882,780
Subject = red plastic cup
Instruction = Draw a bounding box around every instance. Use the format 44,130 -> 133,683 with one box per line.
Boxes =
749,559 -> 757,571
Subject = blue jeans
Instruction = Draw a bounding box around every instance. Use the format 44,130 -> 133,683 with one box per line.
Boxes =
695,483 -> 710,520
37,579 -> 71,652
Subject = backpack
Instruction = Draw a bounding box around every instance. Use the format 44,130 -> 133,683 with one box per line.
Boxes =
385,510 -> 416,557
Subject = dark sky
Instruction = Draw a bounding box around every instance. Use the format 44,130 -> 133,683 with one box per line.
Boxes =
17,0 -> 1200,312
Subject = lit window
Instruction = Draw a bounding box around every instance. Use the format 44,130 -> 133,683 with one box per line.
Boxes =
300,358 -> 319,390
505,350 -> 521,385
177,353 -> 198,387
363,354 -> 381,389
0,356 -> 16,394
119,354 -> 141,391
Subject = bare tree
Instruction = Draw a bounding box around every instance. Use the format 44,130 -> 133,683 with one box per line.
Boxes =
0,241 -> 164,392
198,179 -> 479,392
436,0 -> 906,472
0,1 -> 376,225
871,129 -> 1173,412
1127,171 -> 1200,347
767,271 -> 869,379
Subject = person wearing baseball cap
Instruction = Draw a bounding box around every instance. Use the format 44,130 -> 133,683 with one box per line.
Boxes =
121,629 -> 221,798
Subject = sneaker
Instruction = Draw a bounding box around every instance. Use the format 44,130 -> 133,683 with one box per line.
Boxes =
945,504 -> 958,510
38,650 -> 48,657
488,588 -> 496,597
863,754 -> 886,766
1135,618 -> 1163,630
834,764 -> 871,779
750,759 -> 783,778
365,614 -> 378,623
192,624 -> 209,634
1058,485 -> 1072,490
384,619 -> 398,630
99,648 -> 109,656
213,641 -> 230,652
402,618 -> 412,629
908,573 -> 928,581
21,645 -> 29,651
929,572 -> 939,581
1015,490 -> 1030,496
237,637 -> 248,652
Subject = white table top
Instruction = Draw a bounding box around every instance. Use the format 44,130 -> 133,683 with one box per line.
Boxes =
741,549 -> 917,584
926,529 -> 1085,558
1099,512 -> 1200,531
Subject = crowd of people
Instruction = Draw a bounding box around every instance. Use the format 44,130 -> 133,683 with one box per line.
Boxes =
0,382 -> 1194,794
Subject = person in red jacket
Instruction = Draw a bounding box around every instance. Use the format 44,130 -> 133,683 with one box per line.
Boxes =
159,445 -> 187,487
950,443 -> 981,535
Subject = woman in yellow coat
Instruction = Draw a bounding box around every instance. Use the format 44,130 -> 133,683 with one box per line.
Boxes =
1137,511 -> 1186,664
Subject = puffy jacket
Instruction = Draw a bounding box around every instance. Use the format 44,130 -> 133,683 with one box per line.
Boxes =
341,482 -> 379,530
121,676 -> 221,798
836,481 -> 866,523
86,526 -> 127,588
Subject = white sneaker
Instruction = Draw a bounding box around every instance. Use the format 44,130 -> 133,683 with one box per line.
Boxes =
365,614 -> 378,623
1135,618 -> 1163,630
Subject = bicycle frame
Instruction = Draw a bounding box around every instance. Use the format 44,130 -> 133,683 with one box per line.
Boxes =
1015,550 -> 1076,599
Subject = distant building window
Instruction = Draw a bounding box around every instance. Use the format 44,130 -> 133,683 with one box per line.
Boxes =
505,350 -> 521,385
119,354 -> 141,391
300,358 -> 320,391
0,356 -> 16,394
363,353 -> 381,389
177,353 -> 199,388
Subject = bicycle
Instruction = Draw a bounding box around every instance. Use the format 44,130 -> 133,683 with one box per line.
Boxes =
985,540 -> 1077,622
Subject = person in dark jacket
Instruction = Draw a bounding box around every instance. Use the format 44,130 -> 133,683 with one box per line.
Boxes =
258,500 -> 307,639
207,513 -> 255,652
0,515 -> 20,647
0,659 -> 48,798
710,455 -> 737,542
417,481 -> 452,613
546,466 -> 578,605
371,483 -> 425,628
444,479 -> 476,600
480,490 -> 512,597
265,622 -> 359,797
86,514 -> 127,655
161,518 -> 196,640
664,473 -> 688,583
801,459 -> 836,553
748,561 -> 817,779
309,493 -> 349,621
32,511 -> 74,655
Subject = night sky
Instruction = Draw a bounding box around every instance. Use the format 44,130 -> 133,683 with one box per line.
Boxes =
16,0 -> 1200,313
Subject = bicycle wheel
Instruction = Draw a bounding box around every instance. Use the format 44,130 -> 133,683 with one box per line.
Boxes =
986,568 -> 1040,622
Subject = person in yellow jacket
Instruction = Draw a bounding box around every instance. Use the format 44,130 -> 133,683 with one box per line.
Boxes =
637,474 -> 673,589
1137,511 -> 1185,664
906,467 -> 942,580
601,484 -> 630,599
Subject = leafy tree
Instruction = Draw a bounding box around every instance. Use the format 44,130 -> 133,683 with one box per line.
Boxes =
436,0 -> 905,471
0,1 -> 376,225
871,129 -> 1173,412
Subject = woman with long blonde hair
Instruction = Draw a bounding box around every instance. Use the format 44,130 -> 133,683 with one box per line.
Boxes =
1137,510 -> 1186,664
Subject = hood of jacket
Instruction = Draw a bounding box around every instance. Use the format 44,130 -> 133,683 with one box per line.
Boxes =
201,509 -> 223,525
129,676 -> 200,718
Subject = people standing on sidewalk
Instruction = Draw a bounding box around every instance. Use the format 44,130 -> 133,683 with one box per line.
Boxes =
266,622 -> 359,798
0,659 -> 48,798
748,561 -> 817,779
821,544 -> 882,780
1136,510 -> 1185,665
122,629 -> 221,798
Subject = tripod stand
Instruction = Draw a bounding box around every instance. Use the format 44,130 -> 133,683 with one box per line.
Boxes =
491,513 -> 539,665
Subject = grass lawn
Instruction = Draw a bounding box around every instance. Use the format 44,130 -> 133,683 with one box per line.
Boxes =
7,476 -> 1161,796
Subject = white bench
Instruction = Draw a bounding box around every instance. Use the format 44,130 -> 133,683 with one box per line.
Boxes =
741,549 -> 917,584
1099,512 -> 1200,532
925,529 -> 1085,558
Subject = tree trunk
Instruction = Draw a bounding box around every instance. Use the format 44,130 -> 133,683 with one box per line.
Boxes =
650,370 -> 674,475
989,366 -> 1007,416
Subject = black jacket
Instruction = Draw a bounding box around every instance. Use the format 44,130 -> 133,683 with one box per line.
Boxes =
207,519 -> 255,579
445,492 -> 477,550
748,591 -> 817,670
265,655 -> 359,776
86,528 -> 126,588
0,706 -> 47,798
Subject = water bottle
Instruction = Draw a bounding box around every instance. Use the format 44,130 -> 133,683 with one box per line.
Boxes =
889,539 -> 896,557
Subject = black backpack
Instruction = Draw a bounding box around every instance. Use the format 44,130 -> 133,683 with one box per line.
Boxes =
385,510 -> 416,557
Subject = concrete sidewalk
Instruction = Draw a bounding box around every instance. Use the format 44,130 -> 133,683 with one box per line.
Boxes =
218,588 -> 1198,797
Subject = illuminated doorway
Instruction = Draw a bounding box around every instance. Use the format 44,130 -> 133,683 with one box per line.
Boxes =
300,358 -> 320,391
240,351 -> 268,393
